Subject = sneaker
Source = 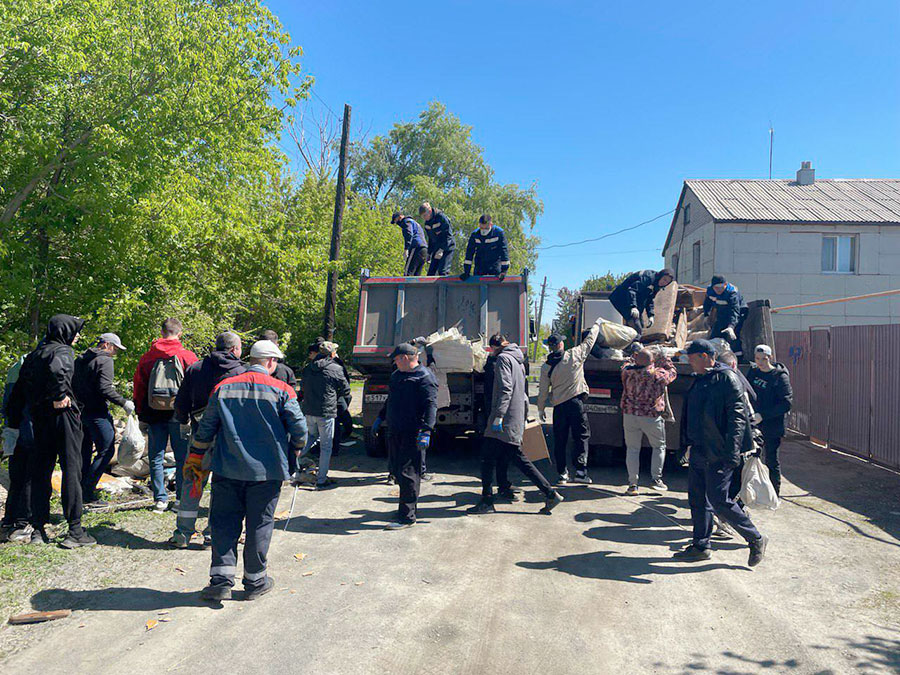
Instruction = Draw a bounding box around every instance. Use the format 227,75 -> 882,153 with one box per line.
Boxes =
244,576 -> 274,601
557,470 -> 570,485
712,519 -> 736,541
59,529 -> 97,549
153,501 -> 168,513
625,484 -> 639,496
30,527 -> 50,544
673,544 -> 712,561
8,525 -> 34,543
540,491 -> 564,514
572,471 -> 592,484
495,487 -> 522,502
421,472 -> 434,482
748,535 -> 769,567
384,520 -> 414,530
651,479 -> 668,491
200,584 -> 232,602
467,501 -> 496,515
202,533 -> 212,548
168,532 -> 190,549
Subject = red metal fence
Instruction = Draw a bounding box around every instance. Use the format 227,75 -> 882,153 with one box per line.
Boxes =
774,325 -> 900,470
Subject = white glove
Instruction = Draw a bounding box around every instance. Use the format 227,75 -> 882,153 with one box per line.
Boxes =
180,423 -> 192,440
539,410 -> 547,423
630,308 -> 640,320
723,327 -> 736,341
646,316 -> 655,327
434,249 -> 444,260
123,400 -> 136,415
752,412 -> 763,425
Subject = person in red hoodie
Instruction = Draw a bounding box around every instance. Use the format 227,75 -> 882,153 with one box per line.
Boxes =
133,318 -> 198,511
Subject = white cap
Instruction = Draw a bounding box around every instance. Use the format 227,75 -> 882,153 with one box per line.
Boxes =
249,340 -> 284,360
755,344 -> 773,357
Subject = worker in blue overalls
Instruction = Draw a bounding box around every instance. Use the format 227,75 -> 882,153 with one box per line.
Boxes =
460,214 -> 510,281
703,274 -> 749,358
391,211 -> 428,276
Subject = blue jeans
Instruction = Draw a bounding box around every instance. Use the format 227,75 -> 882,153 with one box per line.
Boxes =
303,415 -> 335,485
688,450 -> 762,550
147,421 -> 188,503
80,414 -> 116,499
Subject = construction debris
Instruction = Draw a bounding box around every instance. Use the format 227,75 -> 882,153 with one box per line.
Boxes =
8,610 -> 71,625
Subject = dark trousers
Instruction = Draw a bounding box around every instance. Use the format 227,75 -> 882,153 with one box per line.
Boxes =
29,407 -> 84,531
335,397 -> 354,445
2,418 -> 34,528
710,307 -> 748,356
80,413 -> 116,499
762,435 -> 783,495
480,437 -> 554,501
208,475 -> 280,589
404,246 -> 428,276
427,248 -> 454,276
387,430 -> 424,523
552,396 -> 590,474
688,451 -> 761,550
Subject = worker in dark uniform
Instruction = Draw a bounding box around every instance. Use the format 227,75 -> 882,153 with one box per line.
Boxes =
609,269 -> 675,335
372,343 -> 438,530
392,211 -> 428,276
418,202 -> 456,276
703,275 -> 749,358
460,214 -> 510,280
748,344 -> 792,496
674,339 -> 768,568
258,330 -> 296,389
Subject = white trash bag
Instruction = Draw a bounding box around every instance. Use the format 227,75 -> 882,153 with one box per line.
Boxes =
740,455 -> 779,510
117,414 -> 145,469
597,318 -> 639,350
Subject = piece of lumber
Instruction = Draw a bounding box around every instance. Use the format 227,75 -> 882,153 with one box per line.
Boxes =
8,610 -> 71,625
674,311 -> 688,349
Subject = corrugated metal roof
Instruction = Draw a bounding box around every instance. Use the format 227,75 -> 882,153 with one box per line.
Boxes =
686,179 -> 900,224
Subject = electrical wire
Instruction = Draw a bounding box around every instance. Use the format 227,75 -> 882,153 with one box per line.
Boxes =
537,209 -> 675,251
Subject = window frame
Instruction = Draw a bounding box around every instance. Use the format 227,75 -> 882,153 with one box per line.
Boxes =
821,234 -> 858,274
683,203 -> 691,226
692,241 -> 701,282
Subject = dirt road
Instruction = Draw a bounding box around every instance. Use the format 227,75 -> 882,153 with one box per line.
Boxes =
1,435 -> 899,673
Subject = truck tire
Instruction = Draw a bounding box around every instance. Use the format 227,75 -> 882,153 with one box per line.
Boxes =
364,426 -> 387,458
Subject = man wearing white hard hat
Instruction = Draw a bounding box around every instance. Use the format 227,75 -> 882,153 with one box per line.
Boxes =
188,339 -> 307,602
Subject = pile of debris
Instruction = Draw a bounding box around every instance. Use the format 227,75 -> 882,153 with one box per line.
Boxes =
423,327 -> 490,407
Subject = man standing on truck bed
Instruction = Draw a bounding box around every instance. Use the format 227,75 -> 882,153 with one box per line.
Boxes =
609,269 -> 674,335
460,214 -> 510,280
703,275 -> 749,358
537,316 -> 604,484
418,202 -> 456,276
391,210 -> 428,276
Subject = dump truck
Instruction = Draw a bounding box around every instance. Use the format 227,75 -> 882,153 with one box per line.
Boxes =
573,285 -> 775,464
353,273 -> 530,456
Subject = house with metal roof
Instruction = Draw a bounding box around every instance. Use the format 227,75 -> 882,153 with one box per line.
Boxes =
662,162 -> 900,329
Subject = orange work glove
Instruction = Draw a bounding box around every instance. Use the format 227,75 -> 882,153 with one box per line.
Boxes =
183,452 -> 208,498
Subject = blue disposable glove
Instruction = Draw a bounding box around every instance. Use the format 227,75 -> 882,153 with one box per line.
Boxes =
372,416 -> 383,435
416,431 -> 431,450
490,418 -> 503,433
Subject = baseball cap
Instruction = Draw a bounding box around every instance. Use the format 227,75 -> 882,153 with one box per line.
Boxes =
249,340 -> 284,359
99,333 -> 126,350
543,334 -> 564,347
686,339 -> 717,356
390,343 -> 418,359
711,274 -> 727,286
319,340 -> 339,354
755,344 -> 773,357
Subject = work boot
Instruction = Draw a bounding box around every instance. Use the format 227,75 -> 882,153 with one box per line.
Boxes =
244,576 -> 275,601
168,531 -> 190,549
494,487 -> 522,502
540,491 -> 564,514
60,528 -> 97,549
748,535 -> 769,567
673,544 -> 712,561
30,527 -> 50,545
200,583 -> 232,602
467,501 -> 496,515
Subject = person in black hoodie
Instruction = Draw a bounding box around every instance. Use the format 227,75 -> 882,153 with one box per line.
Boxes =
1,354 -> 35,543
7,314 -> 94,548
170,331 -> 245,548
73,333 -> 133,505
257,330 -> 296,389
609,269 -> 675,335
748,344 -> 792,496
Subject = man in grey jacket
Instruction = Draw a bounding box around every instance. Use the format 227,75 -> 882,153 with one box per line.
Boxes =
537,317 -> 603,484
469,334 -> 563,515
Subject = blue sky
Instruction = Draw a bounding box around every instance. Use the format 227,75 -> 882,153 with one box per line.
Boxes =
267,0 -> 900,308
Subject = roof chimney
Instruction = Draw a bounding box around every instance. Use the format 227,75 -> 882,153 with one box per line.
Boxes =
796,161 -> 815,186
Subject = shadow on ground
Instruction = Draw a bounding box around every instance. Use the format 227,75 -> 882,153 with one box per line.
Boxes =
31,587 -> 210,612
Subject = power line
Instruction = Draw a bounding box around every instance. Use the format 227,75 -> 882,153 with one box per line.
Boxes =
537,209 -> 675,251
310,88 -> 340,120
539,246 -> 661,259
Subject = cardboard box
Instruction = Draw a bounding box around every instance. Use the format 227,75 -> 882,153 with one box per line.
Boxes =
521,421 -> 550,462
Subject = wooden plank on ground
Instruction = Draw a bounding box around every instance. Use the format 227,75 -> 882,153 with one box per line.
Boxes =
8,610 -> 71,625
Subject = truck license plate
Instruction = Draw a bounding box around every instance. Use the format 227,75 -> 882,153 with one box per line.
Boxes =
364,394 -> 388,403
584,403 -> 619,414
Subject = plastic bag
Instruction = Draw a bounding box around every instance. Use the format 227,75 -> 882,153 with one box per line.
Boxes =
597,318 -> 639,350
740,455 -> 779,510
2,427 -> 19,457
117,415 -> 146,469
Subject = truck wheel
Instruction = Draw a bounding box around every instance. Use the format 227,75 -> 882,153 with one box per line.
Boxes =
364,426 -> 387,458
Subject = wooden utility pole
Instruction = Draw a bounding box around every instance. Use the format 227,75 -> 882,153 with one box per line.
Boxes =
322,103 -> 352,339
532,276 -> 547,362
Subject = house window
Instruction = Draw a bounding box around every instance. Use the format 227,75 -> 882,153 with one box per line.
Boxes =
821,235 -> 857,273
684,204 -> 691,226
692,241 -> 701,282
671,254 -> 679,279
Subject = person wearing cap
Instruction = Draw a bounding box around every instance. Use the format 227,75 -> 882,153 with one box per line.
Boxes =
703,275 -> 749,357
188,339 -> 307,602
748,344 -> 792,496
73,333 -> 134,506
469,334 -> 563,515
256,330 -> 297,389
460,214 -> 510,280
372,342 -> 438,529
537,317 -> 604,484
297,340 -> 351,490
392,210 -> 428,276
418,202 -> 456,276
170,331 -> 246,549
609,269 -> 675,335
675,339 -> 768,567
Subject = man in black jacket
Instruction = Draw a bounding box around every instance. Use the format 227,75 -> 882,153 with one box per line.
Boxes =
170,331 -> 245,548
299,341 -> 351,489
258,330 -> 296,389
7,314 -> 95,548
675,339 -> 768,567
418,202 -> 455,276
609,269 -> 674,335
1,355 -> 34,543
73,333 -> 134,505
748,344 -> 793,496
